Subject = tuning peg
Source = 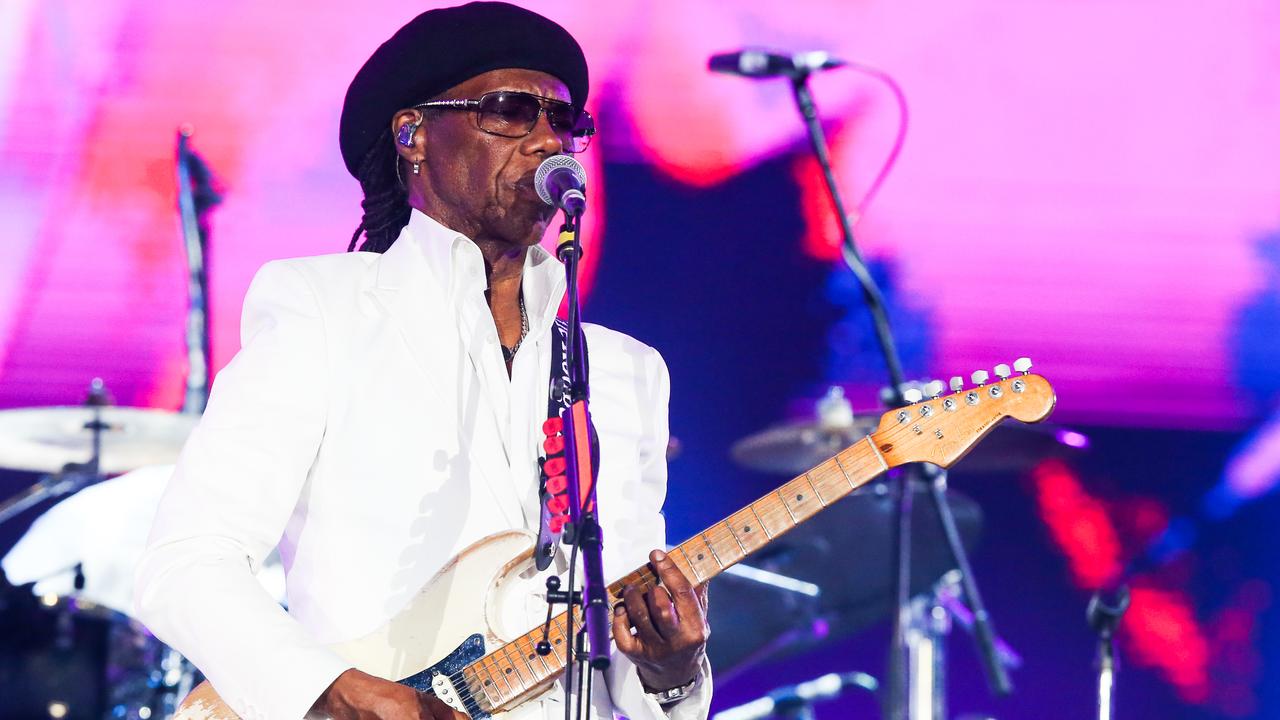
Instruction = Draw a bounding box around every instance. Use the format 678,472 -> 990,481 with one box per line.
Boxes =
1013,357 -> 1033,374
994,363 -> 1011,380
949,376 -> 964,393
971,370 -> 989,386
924,380 -> 945,398
903,388 -> 924,404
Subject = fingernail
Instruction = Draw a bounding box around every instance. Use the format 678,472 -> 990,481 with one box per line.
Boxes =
615,605 -> 626,615
653,550 -> 667,561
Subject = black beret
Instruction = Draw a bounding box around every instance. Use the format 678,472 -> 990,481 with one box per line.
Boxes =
339,1 -> 589,178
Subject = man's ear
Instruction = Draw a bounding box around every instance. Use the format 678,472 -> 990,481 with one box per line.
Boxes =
390,108 -> 425,165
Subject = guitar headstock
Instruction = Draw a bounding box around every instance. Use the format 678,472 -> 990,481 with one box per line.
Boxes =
873,358 -> 1056,469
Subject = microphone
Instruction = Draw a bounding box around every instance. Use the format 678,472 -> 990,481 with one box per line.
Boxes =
535,155 -> 587,217
708,49 -> 846,79
711,672 -> 878,720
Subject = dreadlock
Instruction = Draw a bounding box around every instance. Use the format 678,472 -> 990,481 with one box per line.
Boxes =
347,128 -> 412,253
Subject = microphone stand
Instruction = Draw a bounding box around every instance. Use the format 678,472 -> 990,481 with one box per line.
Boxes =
787,72 -> 1012,717
555,211 -> 612,676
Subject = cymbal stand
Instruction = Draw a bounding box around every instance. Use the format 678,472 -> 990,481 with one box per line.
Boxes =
176,128 -> 222,415
0,379 -> 110,528
788,71 -> 1012,717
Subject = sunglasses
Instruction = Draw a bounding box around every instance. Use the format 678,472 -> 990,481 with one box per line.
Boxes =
417,91 -> 595,153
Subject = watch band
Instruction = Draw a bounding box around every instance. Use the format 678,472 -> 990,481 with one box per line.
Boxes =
647,675 -> 698,706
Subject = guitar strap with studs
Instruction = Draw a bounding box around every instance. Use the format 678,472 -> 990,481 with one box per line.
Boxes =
533,317 -> 587,571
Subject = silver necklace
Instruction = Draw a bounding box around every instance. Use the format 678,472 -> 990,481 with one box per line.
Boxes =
501,295 -> 529,364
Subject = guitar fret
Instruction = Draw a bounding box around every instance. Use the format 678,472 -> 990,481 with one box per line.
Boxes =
699,531 -> 724,567
833,454 -> 855,489
478,655 -> 506,696
805,470 -> 833,506
777,489 -> 798,523
724,520 -> 749,554
864,435 -> 889,471
517,633 -> 551,677
463,666 -> 496,708
709,523 -> 747,564
679,535 -> 718,580
502,640 -> 536,691
675,545 -> 703,582
486,654 -> 514,697
468,671 -> 491,707
752,497 -> 793,537
494,649 -> 524,695
748,504 -> 772,538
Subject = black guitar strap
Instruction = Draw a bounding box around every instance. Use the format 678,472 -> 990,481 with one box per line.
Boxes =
534,317 -> 587,570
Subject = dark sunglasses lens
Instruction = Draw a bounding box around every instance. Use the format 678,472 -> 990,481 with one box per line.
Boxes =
477,93 -> 542,137
567,112 -> 595,153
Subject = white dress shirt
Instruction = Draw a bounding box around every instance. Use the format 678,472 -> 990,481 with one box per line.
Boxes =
134,210 -> 711,720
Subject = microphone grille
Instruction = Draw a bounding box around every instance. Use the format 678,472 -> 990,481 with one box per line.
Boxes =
534,154 -> 586,207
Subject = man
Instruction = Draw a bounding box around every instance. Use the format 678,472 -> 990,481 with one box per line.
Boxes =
133,4 -> 711,719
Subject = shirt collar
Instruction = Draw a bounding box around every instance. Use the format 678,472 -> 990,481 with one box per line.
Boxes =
399,208 -> 566,337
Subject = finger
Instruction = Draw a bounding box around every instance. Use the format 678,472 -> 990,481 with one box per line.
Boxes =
613,602 -> 640,656
650,550 -> 701,621
645,584 -> 679,639
623,583 -> 663,645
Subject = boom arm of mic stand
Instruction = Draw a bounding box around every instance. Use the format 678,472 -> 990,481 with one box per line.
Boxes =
788,74 -> 1012,712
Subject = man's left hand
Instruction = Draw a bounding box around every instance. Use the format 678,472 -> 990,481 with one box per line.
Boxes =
612,549 -> 710,692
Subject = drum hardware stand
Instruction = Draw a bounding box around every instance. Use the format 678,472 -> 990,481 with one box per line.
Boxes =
1087,586 -> 1130,720
176,127 -> 222,416
0,379 -> 111,528
786,68 -> 1012,717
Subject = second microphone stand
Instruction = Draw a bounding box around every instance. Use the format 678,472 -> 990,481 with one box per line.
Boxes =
788,72 -> 1012,717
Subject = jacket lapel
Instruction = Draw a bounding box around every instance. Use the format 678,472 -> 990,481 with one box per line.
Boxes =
366,232 -> 525,529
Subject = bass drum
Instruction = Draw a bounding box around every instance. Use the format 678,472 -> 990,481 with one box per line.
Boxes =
0,589 -> 182,720
2,465 -> 284,719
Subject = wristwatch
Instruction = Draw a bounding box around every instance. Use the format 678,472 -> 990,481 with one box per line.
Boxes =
647,675 -> 699,706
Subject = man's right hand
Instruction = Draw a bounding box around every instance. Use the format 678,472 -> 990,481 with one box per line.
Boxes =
313,669 -> 470,720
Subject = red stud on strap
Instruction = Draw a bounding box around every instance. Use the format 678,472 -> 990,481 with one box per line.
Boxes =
549,514 -> 569,533
543,457 -> 566,477
546,475 -> 567,494
543,435 -> 565,455
548,494 -> 569,513
542,417 -> 564,436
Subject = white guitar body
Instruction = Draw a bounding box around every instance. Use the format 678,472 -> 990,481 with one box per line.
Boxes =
176,530 -> 560,720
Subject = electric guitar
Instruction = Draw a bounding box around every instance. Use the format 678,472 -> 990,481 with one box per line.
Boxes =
176,363 -> 1056,720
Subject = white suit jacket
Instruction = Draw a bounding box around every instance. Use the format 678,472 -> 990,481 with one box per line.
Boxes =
134,210 -> 712,720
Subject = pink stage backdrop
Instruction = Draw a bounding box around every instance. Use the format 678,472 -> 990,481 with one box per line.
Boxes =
1,0 -> 1278,429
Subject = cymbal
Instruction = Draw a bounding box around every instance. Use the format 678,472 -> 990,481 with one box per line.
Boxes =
708,480 -> 982,672
0,406 -> 196,475
731,409 -> 1086,475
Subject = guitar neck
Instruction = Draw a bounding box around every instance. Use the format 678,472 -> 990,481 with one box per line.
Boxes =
459,435 -> 891,714
612,434 -> 889,595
